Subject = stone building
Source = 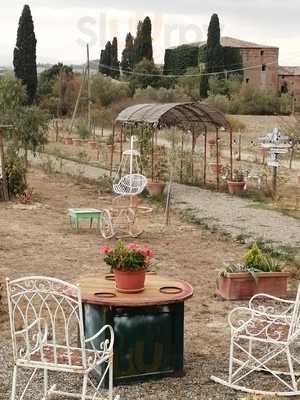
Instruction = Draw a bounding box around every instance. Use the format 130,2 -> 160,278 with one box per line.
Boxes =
166,36 -> 300,110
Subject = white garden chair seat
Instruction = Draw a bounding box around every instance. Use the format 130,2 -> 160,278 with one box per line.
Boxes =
211,290 -> 300,396
113,173 -> 147,196
6,276 -> 120,400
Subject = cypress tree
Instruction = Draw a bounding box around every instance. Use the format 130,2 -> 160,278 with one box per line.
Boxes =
121,33 -> 134,75
200,13 -> 224,98
99,50 -> 106,74
133,21 -> 143,66
101,41 -> 112,76
110,37 -> 120,79
13,4 -> 38,104
135,17 -> 153,64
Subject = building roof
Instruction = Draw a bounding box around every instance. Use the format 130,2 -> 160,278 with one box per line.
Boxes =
167,36 -> 278,50
116,102 -> 231,130
278,66 -> 300,76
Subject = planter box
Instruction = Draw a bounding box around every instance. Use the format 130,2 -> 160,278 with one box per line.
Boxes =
216,272 -> 290,300
64,137 -> 73,145
73,138 -> 82,146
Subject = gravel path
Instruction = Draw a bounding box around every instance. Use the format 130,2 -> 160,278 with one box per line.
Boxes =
171,183 -> 300,250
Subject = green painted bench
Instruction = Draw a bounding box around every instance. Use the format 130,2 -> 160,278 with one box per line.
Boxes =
68,208 -> 102,233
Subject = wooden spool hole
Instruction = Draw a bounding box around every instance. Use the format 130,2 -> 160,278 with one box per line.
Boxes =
159,286 -> 183,295
94,292 -> 116,298
104,274 -> 115,281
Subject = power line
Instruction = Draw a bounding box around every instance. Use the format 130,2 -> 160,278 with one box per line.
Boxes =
98,60 -> 278,78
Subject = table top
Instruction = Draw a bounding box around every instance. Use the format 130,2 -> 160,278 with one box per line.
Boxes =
74,273 -> 193,307
68,208 -> 102,214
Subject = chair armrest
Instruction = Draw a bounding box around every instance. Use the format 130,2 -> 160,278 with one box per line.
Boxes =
85,324 -> 114,353
228,307 -> 254,332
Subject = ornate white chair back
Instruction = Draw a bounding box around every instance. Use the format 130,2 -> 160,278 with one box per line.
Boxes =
6,276 -> 86,369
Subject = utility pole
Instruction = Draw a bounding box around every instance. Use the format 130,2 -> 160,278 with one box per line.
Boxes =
87,43 -> 92,133
0,127 -> 9,201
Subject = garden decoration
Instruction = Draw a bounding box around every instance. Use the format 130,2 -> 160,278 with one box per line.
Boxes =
211,284 -> 300,395
100,135 -> 151,239
100,240 -> 154,293
112,136 -> 147,196
6,276 -> 119,400
258,127 -> 291,194
216,242 -> 289,300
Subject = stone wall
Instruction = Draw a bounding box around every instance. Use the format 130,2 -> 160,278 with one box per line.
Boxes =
241,47 -> 279,93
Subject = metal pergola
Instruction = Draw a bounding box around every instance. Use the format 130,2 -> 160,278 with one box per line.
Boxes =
111,102 -> 233,190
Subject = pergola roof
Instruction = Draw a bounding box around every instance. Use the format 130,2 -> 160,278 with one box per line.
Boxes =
116,102 -> 231,130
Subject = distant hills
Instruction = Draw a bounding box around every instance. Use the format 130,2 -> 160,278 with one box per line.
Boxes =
0,60 -> 100,75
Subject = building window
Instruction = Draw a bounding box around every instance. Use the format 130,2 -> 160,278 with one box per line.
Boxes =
261,50 -> 264,56
262,64 -> 266,71
246,78 -> 249,84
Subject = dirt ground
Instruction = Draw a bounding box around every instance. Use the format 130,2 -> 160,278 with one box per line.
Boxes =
0,168 -> 294,399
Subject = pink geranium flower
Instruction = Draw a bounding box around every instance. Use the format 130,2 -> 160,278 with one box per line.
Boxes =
99,245 -> 111,254
139,245 -> 154,258
127,242 -> 137,250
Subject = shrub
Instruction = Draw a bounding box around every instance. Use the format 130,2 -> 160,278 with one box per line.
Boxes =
91,74 -> 130,107
5,150 -> 27,197
134,85 -> 190,103
76,121 -> 91,139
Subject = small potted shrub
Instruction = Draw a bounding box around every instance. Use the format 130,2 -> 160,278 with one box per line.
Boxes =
227,168 -> 246,195
147,156 -> 167,197
216,242 -> 289,300
100,240 -> 154,293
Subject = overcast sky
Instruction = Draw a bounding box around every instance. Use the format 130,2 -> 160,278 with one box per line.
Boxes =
1,0 -> 300,67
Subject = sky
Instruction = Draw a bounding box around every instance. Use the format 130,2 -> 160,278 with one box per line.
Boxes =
1,0 -> 300,67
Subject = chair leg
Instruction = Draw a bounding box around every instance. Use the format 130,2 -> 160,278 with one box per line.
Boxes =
109,358 -> 113,400
81,374 -> 88,400
287,348 -> 297,391
228,336 -> 234,384
11,365 -> 18,400
43,369 -> 48,398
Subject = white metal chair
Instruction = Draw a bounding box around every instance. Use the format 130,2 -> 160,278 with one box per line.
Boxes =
211,286 -> 300,396
6,276 -> 120,400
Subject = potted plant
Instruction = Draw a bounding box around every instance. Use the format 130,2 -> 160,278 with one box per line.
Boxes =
226,168 -> 246,194
147,156 -> 167,197
100,240 -> 154,293
216,242 -> 289,300
208,162 -> 223,174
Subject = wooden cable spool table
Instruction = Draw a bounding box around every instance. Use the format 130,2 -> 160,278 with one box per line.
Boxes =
76,273 -> 193,385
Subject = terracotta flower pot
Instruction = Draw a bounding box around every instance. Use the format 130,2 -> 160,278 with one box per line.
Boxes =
114,269 -> 146,293
147,180 -> 166,197
227,180 -> 246,194
209,162 -> 223,174
64,137 -> 73,145
88,141 -> 97,149
216,272 -> 290,300
73,138 -> 82,146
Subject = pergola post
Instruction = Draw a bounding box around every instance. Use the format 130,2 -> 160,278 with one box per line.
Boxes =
180,133 -> 184,183
151,127 -> 155,181
109,123 -> 116,177
203,126 -> 207,185
216,127 -> 220,190
229,129 -> 233,180
191,125 -> 195,183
